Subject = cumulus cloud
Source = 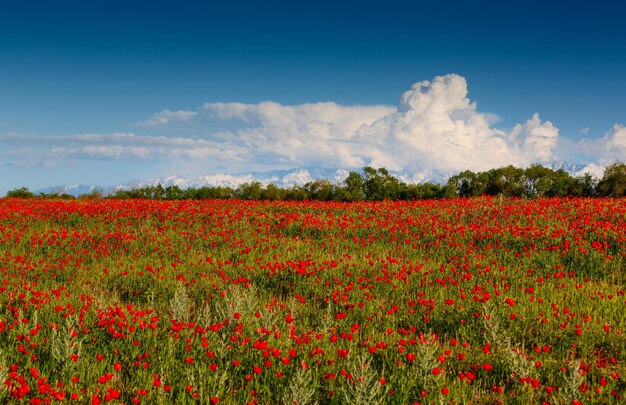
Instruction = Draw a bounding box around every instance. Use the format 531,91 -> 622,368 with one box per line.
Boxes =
509,113 -> 559,164
556,124 -> 626,165
124,74 -> 561,173
590,124 -> 626,164
3,74 -> 623,176
354,74 -> 559,172
201,101 -> 394,130
210,102 -> 396,168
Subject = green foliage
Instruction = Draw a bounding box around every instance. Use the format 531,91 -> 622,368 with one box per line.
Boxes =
305,180 -> 335,201
8,163 -> 626,201
597,162 -> 626,197
401,182 -> 452,199
235,181 -> 264,200
344,171 -> 365,201
362,167 -> 402,200
79,190 -> 104,200
6,187 -> 35,198
448,164 -> 606,198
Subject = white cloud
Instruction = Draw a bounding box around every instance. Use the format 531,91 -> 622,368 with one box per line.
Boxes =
596,124 -> 626,163
353,74 -> 547,171
136,110 -> 197,127
139,75 -> 559,172
510,113 -> 559,164
559,124 -> 626,165
0,132 -> 242,150
0,132 -> 249,167
201,101 -> 394,130
2,74 -> 624,176
81,145 -> 153,159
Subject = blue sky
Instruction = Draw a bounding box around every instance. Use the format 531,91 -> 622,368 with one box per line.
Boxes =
1,0 -> 625,193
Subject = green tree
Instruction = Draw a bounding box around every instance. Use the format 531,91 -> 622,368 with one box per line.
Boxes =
79,190 -> 103,199
305,180 -> 335,201
523,164 -> 555,198
164,185 -> 185,200
284,186 -> 310,201
6,187 -> 35,198
363,167 -> 401,200
150,184 -> 166,200
192,186 -> 233,199
235,182 -> 264,200
109,189 -> 132,199
545,169 -> 579,197
487,166 -> 525,197
401,183 -> 448,200
574,173 -> 597,197
597,162 -> 626,197
344,172 -> 365,201
447,170 -> 477,197
261,184 -> 286,201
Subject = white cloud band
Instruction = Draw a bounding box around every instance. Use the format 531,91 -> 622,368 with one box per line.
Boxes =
1,74 -> 623,176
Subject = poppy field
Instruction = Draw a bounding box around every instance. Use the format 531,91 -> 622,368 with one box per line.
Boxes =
0,197 -> 625,404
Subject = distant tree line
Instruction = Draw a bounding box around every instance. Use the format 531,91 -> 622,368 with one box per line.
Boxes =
6,163 -> 626,201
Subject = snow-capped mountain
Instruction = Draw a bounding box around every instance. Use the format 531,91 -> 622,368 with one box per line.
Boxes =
33,167 -> 351,196
113,168 -> 351,192
36,184 -> 104,196
547,158 -> 586,172
570,163 -> 605,179
398,169 -> 453,185
545,159 -> 605,179
33,162 -> 606,197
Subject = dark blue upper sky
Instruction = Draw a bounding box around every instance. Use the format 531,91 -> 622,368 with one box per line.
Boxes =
1,0 -> 625,191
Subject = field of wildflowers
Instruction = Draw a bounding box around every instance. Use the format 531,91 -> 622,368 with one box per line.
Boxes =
0,197 -> 624,404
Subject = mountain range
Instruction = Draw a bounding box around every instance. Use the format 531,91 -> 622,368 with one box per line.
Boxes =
35,161 -> 605,197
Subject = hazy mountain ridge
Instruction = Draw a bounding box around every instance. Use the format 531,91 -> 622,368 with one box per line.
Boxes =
35,162 -> 604,197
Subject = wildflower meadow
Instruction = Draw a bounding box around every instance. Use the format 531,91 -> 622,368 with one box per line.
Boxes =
0,197 -> 624,404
